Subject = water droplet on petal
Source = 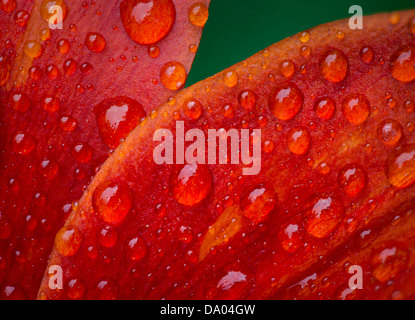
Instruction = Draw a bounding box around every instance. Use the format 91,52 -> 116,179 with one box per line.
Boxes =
390,46 -> 415,83
314,97 -> 335,120
342,94 -> 370,124
223,70 -> 238,88
92,180 -> 133,223
97,225 -> 118,247
55,226 -> 83,256
304,194 -> 344,238
188,2 -> 209,27
269,83 -> 303,121
14,10 -> 30,27
95,96 -> 146,149
170,164 -> 213,206
95,278 -> 118,300
377,119 -> 403,146
12,131 -> 36,155
70,143 -> 92,163
126,236 -> 146,261
57,38 -> 70,54
148,44 -> 160,58
385,144 -> 415,189
120,0 -> 176,44
0,53 -> 12,86
160,61 -> 187,90
63,58 -> 77,75
9,91 -> 31,112
280,60 -> 295,78
360,46 -> 374,64
66,278 -> 85,299
319,49 -> 348,83
24,40 -> 43,58
183,98 -> 202,120
338,163 -> 367,197
85,32 -> 106,52
371,243 -> 408,282
41,95 -> 60,112
240,184 -> 276,222
287,127 -> 310,155
238,89 -> 256,111
59,115 -> 78,132
278,222 -> 303,253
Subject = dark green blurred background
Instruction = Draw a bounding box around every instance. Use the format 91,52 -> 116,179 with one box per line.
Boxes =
187,0 -> 415,86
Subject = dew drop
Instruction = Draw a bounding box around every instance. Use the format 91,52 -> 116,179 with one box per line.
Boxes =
338,163 -> 367,197
9,91 -> 31,112
24,40 -> 43,58
342,94 -> 370,124
304,194 -> 344,238
188,2 -> 209,27
287,127 -> 310,155
57,38 -> 70,54
278,222 -> 303,253
269,83 -> 303,121
97,225 -> 118,248
55,226 -> 83,256
63,58 -> 77,75
66,278 -> 85,299
59,115 -> 78,132
11,131 -> 36,155
390,46 -> 415,83
238,89 -> 256,111
280,60 -> 295,79
126,236 -> 146,261
40,28 -> 51,42
14,10 -> 30,27
377,119 -> 403,146
319,49 -> 348,83
314,97 -> 335,120
360,46 -> 374,64
39,157 -> 59,179
371,243 -> 408,282
28,66 -> 42,80
385,144 -> 415,189
95,278 -> 118,300
45,64 -> 60,80
120,0 -> 176,45
148,44 -> 160,58
160,61 -> 187,91
94,96 -> 146,149
299,31 -> 310,43
85,32 -> 106,53
170,163 -> 213,206
80,62 -> 93,74
183,98 -> 203,120
41,95 -> 60,112
92,180 -> 133,223
70,143 -> 92,163
240,184 -> 276,222
223,70 -> 238,88
0,54 -> 12,86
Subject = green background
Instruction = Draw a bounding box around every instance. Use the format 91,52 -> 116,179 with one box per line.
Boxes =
187,0 -> 415,86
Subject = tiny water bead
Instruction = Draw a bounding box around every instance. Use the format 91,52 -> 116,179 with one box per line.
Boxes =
269,83 -> 303,121
41,95 -> 60,112
385,144 -> 415,189
120,0 -> 176,45
240,184 -> 277,222
160,61 -> 187,91
338,163 -> 367,197
97,225 -> 118,248
85,32 -> 106,53
238,89 -> 256,111
280,60 -> 295,79
278,222 -> 303,253
342,94 -> 370,124
14,10 -> 30,27
169,163 -> 213,206
54,226 -> 83,256
319,49 -> 348,83
299,31 -> 310,43
0,0 -> 16,12
183,98 -> 202,120
314,97 -> 335,120
66,278 -> 86,299
125,236 -> 146,261
70,143 -> 93,163
223,70 -> 238,88
92,180 -> 133,223
41,28 -> 52,42
360,46 -> 374,64
45,64 -> 60,80
0,54 -> 12,86
377,119 -> 403,146
80,62 -> 93,74
24,40 -> 43,58
40,0 -> 67,23
59,115 -> 78,132
9,91 -> 31,112
390,46 -> 415,83
94,96 -> 146,149
148,45 -> 160,58
304,194 -> 344,238
371,243 -> 409,282
287,127 -> 311,155
188,2 -> 209,27
11,131 -> 36,155
57,38 -> 70,54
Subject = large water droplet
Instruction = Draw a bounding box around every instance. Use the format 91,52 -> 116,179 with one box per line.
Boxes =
120,0 -> 176,45
304,194 -> 344,238
55,226 -> 83,256
95,96 -> 145,149
319,49 -> 348,83
269,83 -> 303,121
338,163 -> 367,197
390,46 -> 415,83
188,2 -> 209,27
240,184 -> 276,222
342,94 -> 370,124
92,180 -> 133,223
385,144 -> 415,189
169,163 -> 213,206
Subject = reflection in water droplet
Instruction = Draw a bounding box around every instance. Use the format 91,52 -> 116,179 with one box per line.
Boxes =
385,144 -> 415,189
269,83 -> 303,121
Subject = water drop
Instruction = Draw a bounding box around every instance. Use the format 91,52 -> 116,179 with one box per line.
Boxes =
97,225 -> 118,247
55,226 -> 83,256
371,243 -> 408,282
377,119 -> 403,146
238,89 -> 256,111
188,2 -> 209,27
57,38 -> 70,54
280,60 -> 295,79
360,46 -> 374,64
183,98 -> 203,120
41,95 -> 60,112
9,91 -> 31,112
390,46 -> 415,83
11,131 -> 36,155
126,236 -> 146,261
319,49 -> 348,83
240,184 -> 276,222
160,61 -> 187,91
223,70 -> 238,88
63,58 -> 77,75
269,83 -> 303,121
385,144 -> 415,189
70,143 -> 92,163
14,10 -> 30,27
24,40 -> 43,58
338,163 -> 367,197
342,94 -> 370,124
59,115 -> 78,132
278,222 -> 303,253
85,32 -> 106,52
314,97 -> 335,120
95,278 -> 118,300
287,127 -> 310,155
66,278 -> 85,299
39,157 -> 59,179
